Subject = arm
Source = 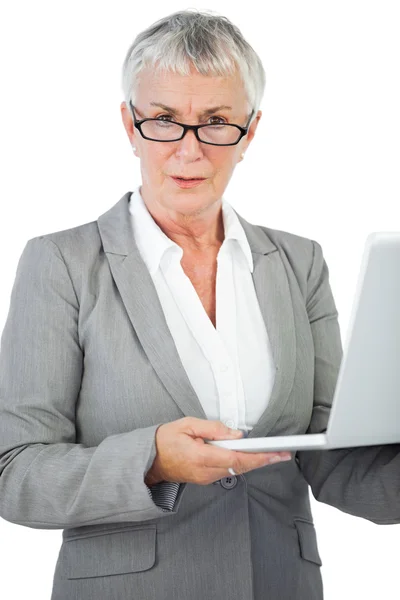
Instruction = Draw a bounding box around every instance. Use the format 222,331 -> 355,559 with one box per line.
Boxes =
144,427 -> 182,512
144,427 -> 165,487
296,240 -> 400,524
145,469 -> 163,487
0,237 -> 183,529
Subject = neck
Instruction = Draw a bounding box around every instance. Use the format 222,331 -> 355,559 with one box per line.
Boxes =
140,185 -> 225,252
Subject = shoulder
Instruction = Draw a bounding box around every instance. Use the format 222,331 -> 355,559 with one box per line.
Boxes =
26,220 -> 101,266
256,222 -> 321,271
252,223 -> 326,302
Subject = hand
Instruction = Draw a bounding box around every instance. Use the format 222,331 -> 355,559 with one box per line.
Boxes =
146,417 -> 292,486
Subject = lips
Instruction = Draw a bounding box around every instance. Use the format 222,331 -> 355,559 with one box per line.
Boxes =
172,176 -> 205,180
170,176 -> 206,188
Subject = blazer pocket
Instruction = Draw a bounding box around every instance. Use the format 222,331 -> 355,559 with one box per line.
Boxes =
63,526 -> 156,579
294,519 -> 322,566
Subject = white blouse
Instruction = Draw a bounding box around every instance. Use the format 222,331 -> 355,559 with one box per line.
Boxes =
128,186 -> 276,510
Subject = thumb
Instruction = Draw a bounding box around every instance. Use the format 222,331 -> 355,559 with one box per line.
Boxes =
186,417 -> 244,440
216,421 -> 244,440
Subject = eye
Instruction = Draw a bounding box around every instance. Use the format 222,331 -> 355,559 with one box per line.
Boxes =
155,114 -> 227,124
208,115 -> 226,124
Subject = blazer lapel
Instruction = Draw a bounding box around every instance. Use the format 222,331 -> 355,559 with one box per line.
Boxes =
97,192 -> 296,439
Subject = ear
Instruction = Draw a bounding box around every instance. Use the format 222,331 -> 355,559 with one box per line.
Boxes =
242,109 -> 262,153
120,101 -> 136,147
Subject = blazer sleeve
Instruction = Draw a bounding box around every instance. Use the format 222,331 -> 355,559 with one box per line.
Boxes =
0,236 -> 184,530
296,240 -> 400,525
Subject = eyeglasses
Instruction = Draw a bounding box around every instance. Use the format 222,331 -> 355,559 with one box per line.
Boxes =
129,101 -> 254,146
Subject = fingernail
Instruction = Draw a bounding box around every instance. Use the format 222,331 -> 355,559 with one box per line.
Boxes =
230,429 -> 243,436
269,456 -> 282,463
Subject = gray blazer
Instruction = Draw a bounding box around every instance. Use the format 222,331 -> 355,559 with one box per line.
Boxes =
0,191 -> 399,600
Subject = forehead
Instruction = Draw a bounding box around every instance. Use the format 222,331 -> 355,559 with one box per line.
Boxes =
135,64 -> 248,115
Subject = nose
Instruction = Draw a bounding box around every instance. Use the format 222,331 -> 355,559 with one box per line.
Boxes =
175,127 -> 204,159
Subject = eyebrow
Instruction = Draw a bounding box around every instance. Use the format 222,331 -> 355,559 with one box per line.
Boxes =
149,102 -> 233,117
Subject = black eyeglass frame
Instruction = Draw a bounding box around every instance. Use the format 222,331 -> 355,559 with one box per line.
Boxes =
129,101 -> 255,147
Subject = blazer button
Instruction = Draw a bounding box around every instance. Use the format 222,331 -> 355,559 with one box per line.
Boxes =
220,476 -> 237,489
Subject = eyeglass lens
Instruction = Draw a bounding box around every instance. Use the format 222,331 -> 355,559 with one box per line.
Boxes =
140,120 -> 241,144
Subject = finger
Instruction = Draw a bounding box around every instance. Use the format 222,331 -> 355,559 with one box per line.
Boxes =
269,451 -> 292,460
233,452 -> 292,471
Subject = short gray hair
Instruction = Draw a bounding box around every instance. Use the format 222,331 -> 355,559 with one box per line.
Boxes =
121,9 -> 266,122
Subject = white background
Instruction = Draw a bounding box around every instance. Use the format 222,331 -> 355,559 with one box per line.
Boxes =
0,1 -> 399,598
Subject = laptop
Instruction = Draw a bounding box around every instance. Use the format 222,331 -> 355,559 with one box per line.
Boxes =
206,232 -> 400,452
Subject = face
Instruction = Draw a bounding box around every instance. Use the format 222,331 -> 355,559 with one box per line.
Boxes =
120,62 -> 262,246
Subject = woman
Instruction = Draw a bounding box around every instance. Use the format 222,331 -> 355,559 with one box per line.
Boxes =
1,9 -> 399,600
